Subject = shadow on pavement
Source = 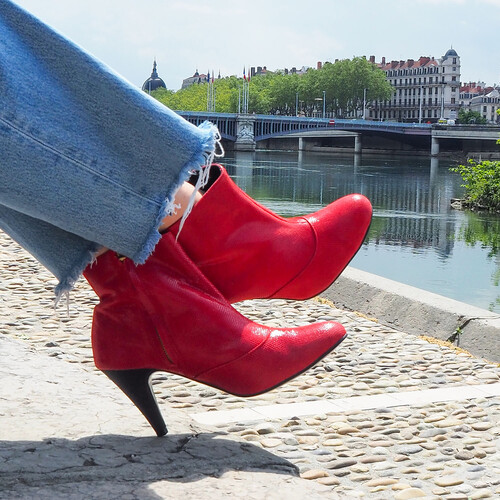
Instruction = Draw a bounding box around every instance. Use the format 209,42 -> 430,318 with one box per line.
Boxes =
0,432 -> 298,498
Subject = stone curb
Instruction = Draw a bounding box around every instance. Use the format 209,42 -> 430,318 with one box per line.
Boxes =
322,267 -> 500,363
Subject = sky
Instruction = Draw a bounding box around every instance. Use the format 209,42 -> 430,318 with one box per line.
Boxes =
12,0 -> 500,91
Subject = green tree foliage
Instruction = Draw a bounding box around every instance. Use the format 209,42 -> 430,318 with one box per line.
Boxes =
457,212 -> 500,311
458,108 -> 487,125
152,76 -> 241,113
451,160 -> 500,211
151,58 -> 393,117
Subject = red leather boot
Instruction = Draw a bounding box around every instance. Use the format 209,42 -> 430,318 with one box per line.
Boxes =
169,164 -> 372,303
83,233 -> 346,436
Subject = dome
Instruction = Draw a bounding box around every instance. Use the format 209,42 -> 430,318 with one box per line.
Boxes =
142,60 -> 166,93
443,48 -> 458,59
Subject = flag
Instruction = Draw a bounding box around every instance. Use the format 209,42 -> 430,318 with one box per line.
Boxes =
243,67 -> 246,81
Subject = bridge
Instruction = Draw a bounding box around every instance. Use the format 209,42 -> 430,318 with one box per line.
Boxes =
177,111 -> 500,156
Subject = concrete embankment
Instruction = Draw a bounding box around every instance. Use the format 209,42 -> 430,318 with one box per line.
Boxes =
323,267 -> 500,363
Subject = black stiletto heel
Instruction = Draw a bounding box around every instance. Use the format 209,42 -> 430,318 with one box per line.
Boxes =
103,369 -> 168,437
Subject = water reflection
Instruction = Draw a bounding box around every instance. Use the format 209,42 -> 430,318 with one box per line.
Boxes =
222,150 -> 500,312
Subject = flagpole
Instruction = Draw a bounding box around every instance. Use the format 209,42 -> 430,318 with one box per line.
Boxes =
206,70 -> 210,112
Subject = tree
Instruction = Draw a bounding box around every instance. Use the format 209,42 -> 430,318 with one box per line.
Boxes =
458,108 -> 487,125
450,108 -> 500,211
451,159 -> 500,211
152,76 -> 242,113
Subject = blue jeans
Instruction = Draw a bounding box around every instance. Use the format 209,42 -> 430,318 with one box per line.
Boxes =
0,0 -> 216,297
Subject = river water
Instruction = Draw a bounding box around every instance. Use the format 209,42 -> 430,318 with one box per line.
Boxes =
221,150 -> 500,313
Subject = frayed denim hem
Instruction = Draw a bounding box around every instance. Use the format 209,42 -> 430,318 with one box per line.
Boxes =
133,121 -> 219,265
54,242 -> 101,303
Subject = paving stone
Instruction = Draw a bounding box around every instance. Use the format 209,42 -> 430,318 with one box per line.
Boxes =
301,469 -> 329,480
434,476 -> 464,487
394,488 -> 427,499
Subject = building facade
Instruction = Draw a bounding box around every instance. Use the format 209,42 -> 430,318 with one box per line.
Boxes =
460,83 -> 499,124
368,48 -> 461,123
182,69 -> 207,89
470,89 -> 500,124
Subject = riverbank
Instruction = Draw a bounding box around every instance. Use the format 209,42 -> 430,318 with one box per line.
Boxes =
323,267 -> 500,364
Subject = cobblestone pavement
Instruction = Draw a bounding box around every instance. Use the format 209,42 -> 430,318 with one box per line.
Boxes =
1,232 -> 499,499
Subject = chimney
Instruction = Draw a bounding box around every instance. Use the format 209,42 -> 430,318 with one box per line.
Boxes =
369,55 -> 375,64
382,57 -> 386,65
317,61 -> 322,70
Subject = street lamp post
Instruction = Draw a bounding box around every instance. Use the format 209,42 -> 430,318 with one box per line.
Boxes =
363,88 -> 367,119
296,92 -> 299,116
314,98 -> 322,118
322,90 -> 326,118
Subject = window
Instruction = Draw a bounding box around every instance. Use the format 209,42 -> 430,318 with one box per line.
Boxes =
429,77 -> 433,83
453,58 -> 457,64
452,76 -> 457,81
451,98 -> 455,104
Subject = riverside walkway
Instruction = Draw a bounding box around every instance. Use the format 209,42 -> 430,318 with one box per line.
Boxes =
1,230 -> 499,499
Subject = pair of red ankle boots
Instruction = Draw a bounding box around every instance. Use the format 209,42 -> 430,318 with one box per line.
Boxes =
83,165 -> 372,436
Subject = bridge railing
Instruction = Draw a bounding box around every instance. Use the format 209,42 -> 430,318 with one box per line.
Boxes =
175,111 -> 433,141
254,115 -> 431,140
176,111 -> 238,140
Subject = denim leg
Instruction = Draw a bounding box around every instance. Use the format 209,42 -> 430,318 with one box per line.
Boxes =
0,1 -> 216,294
0,205 -> 100,296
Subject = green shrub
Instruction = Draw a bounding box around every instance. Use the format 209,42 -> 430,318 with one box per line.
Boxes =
450,160 -> 500,211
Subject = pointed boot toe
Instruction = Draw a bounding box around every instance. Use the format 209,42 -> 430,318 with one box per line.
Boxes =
198,320 -> 347,396
170,164 -> 372,302
274,193 -> 372,299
